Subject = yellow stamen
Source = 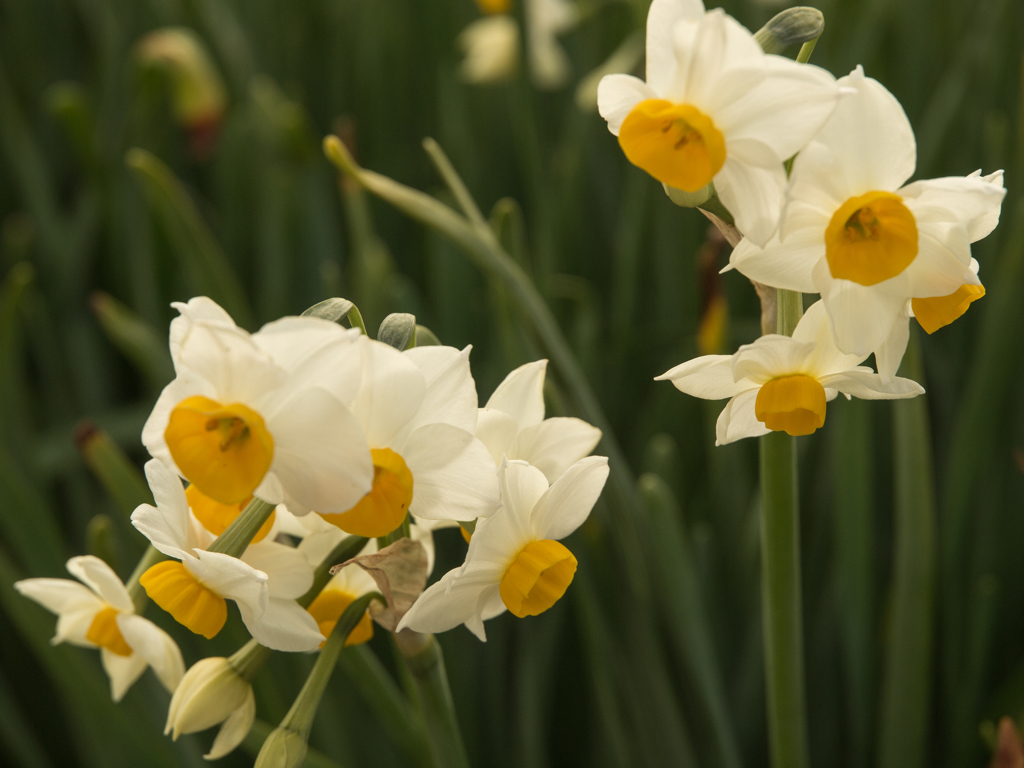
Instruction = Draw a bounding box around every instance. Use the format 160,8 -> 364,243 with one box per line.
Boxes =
825,191 -> 918,286
755,375 -> 827,436
306,589 -> 374,648
165,396 -> 274,505
912,283 -> 985,334
140,560 -> 227,639
460,525 -> 472,544
499,540 -> 577,618
474,0 -> 511,12
185,485 -> 275,543
86,607 -> 133,656
618,100 -> 726,192
321,449 -> 413,538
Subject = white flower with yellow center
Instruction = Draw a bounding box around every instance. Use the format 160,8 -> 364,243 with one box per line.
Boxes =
318,341 -> 499,538
143,297 -> 373,517
305,544 -> 380,650
398,456 -> 609,640
14,556 -> 184,702
476,359 -> 602,483
597,0 -> 839,245
132,460 -> 324,651
728,68 -> 1006,377
656,301 -> 925,443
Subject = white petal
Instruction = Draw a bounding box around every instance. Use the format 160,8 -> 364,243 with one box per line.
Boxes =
715,389 -> 770,445
131,459 -> 191,558
507,418 -> 602,483
900,175 -> 1006,236
530,456 -> 609,540
874,310 -> 911,384
296,523 -> 348,569
169,298 -> 237,367
184,551 -> 268,621
818,370 -> 924,400
242,541 -> 313,600
484,360 -> 547,429
656,354 -> 751,399
409,522 -> 437,577
327,561 -> 379,598
395,346 -> 479,444
402,424 -> 501,521
597,74 -> 655,135
253,317 -> 363,394
54,607 -> 102,647
117,613 -> 185,693
964,170 -> 1005,242
904,223 -> 979,296
813,258 -> 908,357
791,300 -> 868,376
101,648 -> 148,703
205,687 -> 256,760
813,66 -> 916,195
238,597 -> 324,652
397,568 -> 497,640
66,556 -> 133,612
728,229 -> 821,293
668,10 -> 763,106
260,386 -> 373,515
465,460 -> 546,568
176,322 -> 286,406
475,408 -> 519,464
645,0 -> 706,93
714,156 -> 787,246
349,340 -> 425,448
732,336 -> 816,382
141,370 -> 217,475
14,578 -> 103,618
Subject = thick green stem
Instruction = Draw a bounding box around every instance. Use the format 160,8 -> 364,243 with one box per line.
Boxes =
759,431 -> 809,768
395,631 -> 470,768
776,289 -> 803,336
206,498 -> 276,557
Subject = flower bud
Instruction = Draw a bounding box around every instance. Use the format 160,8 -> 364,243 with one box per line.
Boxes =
753,7 -> 825,55
166,657 -> 251,738
254,727 -> 308,768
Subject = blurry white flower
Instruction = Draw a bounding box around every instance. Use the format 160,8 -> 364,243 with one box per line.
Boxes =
656,301 -> 924,444
166,656 -> 255,760
15,555 -> 184,702
399,456 -> 609,640
144,297 -> 373,517
132,460 -> 323,651
729,68 -> 1005,378
458,16 -> 519,84
526,0 -> 578,90
476,359 -> 601,483
597,0 -> 839,245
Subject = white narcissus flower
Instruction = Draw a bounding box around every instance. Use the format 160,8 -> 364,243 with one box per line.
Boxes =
131,460 -> 324,652
144,297 -> 373,517
526,0 -> 579,90
476,359 -> 602,484
14,556 -> 184,702
729,68 -> 1006,379
597,0 -> 840,245
458,16 -> 519,85
656,301 -> 925,444
166,656 -> 255,760
398,456 -> 609,641
319,342 -> 499,538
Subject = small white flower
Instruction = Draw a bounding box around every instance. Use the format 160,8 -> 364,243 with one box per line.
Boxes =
458,16 -> 519,84
131,460 -> 324,652
398,456 -> 609,641
15,555 -> 184,702
144,297 -> 373,517
728,69 -> 1005,378
476,359 -> 602,484
166,656 -> 255,760
656,301 -> 925,444
526,0 -> 579,90
597,0 -> 840,245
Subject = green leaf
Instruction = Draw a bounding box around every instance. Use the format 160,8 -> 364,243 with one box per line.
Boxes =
90,291 -> 174,391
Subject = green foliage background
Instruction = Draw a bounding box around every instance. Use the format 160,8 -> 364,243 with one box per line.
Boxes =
0,0 -> 1022,766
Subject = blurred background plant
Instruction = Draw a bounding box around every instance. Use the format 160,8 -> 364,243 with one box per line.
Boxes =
0,0 -> 1022,767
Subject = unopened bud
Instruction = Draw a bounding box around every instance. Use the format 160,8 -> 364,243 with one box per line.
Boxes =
254,727 -> 308,768
166,657 -> 251,738
753,7 -> 825,55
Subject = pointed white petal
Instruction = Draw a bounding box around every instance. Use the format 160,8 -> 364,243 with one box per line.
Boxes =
238,597 -> 324,652
900,175 -> 1006,237
117,613 -> 185,693
465,460 -> 546,567
176,322 -> 287,406
184,551 -> 268,621
732,336 -> 816,382
715,389 -> 770,445
818,370 -> 924,400
101,648 -> 148,702
475,408 -> 519,464
597,74 -> 656,135
792,300 -> 868,376
66,556 -> 133,612
14,578 -> 102,617
874,311 -> 911,384
205,687 -> 256,760
349,340 -> 424,448
253,317 -> 363,397
395,345 -> 479,443
484,360 -> 547,429
656,354 -> 750,399
402,424 -> 500,521
242,541 -> 314,600
714,156 -> 787,246
507,417 -> 602,483
530,456 -> 609,541
668,10 -> 763,106
645,0 -> 706,93
130,460 -> 192,558
728,229 -> 821,293
904,224 -> 979,296
54,607 -> 102,647
814,258 -> 908,357
397,568 -> 497,639
169,298 -> 236,367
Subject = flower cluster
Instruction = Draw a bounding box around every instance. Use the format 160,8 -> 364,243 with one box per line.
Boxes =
16,295 -> 607,758
598,0 -> 1005,438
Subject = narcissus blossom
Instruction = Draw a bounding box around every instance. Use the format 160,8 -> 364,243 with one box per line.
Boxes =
143,297 -> 373,517
319,342 -> 498,538
132,460 -> 324,651
728,68 -> 1005,378
476,360 -> 602,483
656,301 -> 924,443
166,656 -> 254,760
597,0 -> 840,245
15,556 -> 184,701
398,456 -> 609,641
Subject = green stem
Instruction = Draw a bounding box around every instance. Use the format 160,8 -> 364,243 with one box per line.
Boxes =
229,639 -> 274,683
759,431 -> 809,768
394,632 -> 470,768
377,514 -> 411,549
878,328 -> 935,768
206,498 -> 276,557
299,535 -> 370,609
776,289 -> 803,336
